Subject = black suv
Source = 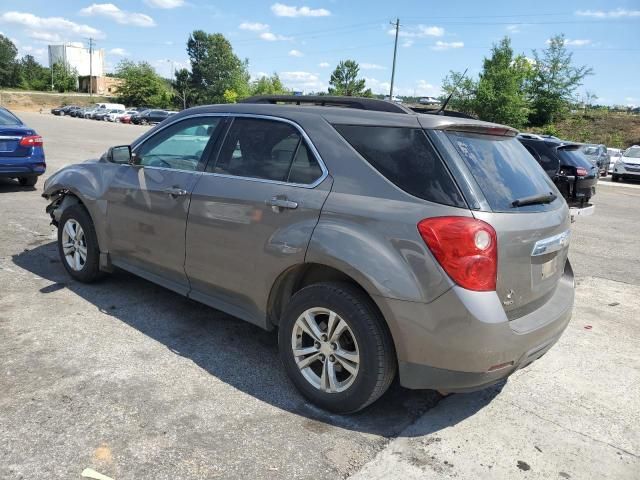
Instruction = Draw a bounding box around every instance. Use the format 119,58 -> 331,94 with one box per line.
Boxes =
518,134 -> 598,208
131,109 -> 169,125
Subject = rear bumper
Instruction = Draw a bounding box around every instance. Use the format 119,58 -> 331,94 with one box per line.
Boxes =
375,261 -> 574,392
0,149 -> 46,178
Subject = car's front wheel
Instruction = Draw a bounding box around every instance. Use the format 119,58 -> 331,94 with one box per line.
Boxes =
279,282 -> 396,413
57,204 -> 103,283
612,174 -> 620,182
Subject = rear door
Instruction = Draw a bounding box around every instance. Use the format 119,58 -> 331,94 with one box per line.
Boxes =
441,130 -> 570,317
104,115 -> 225,294
185,116 -> 332,326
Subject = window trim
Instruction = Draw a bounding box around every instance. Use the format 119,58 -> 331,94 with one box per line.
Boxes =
131,113 -> 328,188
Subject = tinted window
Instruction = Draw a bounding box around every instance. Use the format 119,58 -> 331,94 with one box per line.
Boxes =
334,125 -> 465,207
447,132 -> 557,212
0,108 -> 21,125
135,117 -> 221,171
624,147 -> 640,158
557,147 -> 593,168
213,118 -> 321,184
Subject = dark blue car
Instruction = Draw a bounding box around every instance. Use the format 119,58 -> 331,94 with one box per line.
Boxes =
0,107 -> 45,187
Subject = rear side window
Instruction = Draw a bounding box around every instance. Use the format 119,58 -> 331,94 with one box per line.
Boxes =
0,108 -> 21,125
446,132 -> 556,212
334,125 -> 465,207
557,147 -> 594,168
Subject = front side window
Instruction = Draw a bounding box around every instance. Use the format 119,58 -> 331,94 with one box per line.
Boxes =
134,117 -> 221,171
212,117 -> 323,184
0,108 -> 21,125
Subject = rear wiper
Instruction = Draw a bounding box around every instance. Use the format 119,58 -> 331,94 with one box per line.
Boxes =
511,192 -> 557,208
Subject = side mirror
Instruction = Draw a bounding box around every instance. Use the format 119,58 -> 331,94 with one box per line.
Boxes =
106,145 -> 133,164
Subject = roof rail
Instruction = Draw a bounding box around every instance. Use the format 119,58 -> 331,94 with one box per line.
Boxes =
240,95 -> 413,114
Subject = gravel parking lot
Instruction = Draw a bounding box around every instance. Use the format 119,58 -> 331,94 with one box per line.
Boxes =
1,112 -> 638,479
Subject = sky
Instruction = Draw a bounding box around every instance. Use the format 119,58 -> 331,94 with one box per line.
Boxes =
1,0 -> 639,105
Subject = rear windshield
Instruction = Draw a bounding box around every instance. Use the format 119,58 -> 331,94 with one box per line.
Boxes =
334,125 -> 466,207
446,132 -> 557,212
625,147 -> 640,158
581,145 -> 599,155
557,147 -> 594,168
0,108 -> 21,125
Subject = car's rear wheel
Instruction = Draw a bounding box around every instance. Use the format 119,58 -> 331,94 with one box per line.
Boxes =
278,282 -> 396,413
18,176 -> 37,187
57,204 -> 103,283
612,174 -> 619,182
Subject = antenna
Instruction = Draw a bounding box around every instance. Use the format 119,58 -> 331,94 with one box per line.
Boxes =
437,68 -> 468,115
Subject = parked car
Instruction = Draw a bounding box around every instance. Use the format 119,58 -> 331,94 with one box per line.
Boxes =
51,105 -> 65,116
105,109 -> 126,122
0,106 -> 45,187
52,105 -> 80,116
419,97 -> 440,105
518,133 -> 597,208
612,145 -> 640,182
109,110 -> 136,123
131,109 -> 169,125
70,107 -> 89,118
580,143 -> 609,176
119,112 -> 135,124
43,96 -> 574,413
607,148 -> 623,174
94,109 -> 117,121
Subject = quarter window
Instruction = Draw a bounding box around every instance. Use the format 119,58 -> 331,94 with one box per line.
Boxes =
134,117 -> 221,171
212,117 -> 323,184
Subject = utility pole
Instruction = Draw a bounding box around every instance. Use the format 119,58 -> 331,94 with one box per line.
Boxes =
389,18 -> 400,100
88,37 -> 94,96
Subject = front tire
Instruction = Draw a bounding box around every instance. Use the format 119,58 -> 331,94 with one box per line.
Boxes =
57,204 -> 103,283
279,282 -> 396,413
612,174 -> 619,182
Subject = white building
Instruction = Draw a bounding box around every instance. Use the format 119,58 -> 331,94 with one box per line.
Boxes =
48,43 -> 105,77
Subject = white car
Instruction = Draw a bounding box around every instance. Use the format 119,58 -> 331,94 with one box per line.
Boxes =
607,148 -> 622,173
106,109 -> 127,122
612,145 -> 640,182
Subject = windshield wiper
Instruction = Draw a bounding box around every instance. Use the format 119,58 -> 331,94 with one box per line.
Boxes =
511,192 -> 557,208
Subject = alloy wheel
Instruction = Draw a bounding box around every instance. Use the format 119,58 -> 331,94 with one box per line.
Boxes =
291,308 -> 360,393
61,219 -> 87,271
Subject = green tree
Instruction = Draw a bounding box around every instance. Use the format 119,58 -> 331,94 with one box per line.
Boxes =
328,60 -> 371,96
0,34 -> 19,87
250,73 -> 289,95
440,70 -> 478,115
18,55 -> 50,90
172,67 -> 191,109
529,34 -> 593,125
474,37 -> 531,128
187,30 -> 250,104
115,60 -> 171,107
51,61 -> 78,92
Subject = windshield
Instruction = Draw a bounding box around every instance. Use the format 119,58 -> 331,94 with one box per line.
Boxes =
557,147 -> 594,168
446,132 -> 558,212
624,147 -> 640,159
0,108 -> 21,125
581,145 -> 599,155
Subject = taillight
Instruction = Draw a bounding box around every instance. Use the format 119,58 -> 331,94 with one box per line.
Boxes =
19,135 -> 43,147
576,167 -> 588,177
418,217 -> 497,291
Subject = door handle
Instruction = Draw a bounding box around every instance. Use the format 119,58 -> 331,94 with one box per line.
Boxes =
267,197 -> 298,211
164,186 -> 188,198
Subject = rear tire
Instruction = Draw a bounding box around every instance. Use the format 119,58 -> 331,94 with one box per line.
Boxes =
18,176 -> 37,187
612,174 -> 619,182
57,204 -> 103,283
278,282 -> 396,413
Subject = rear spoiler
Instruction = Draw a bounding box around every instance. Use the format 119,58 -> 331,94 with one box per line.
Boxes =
435,124 -> 519,137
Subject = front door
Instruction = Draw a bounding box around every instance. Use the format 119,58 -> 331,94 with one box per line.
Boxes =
185,116 -> 332,326
105,116 -> 225,294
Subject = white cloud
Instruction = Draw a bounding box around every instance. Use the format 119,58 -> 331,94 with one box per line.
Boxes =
144,0 -> 185,8
271,3 -> 331,17
79,3 -> 156,27
318,61 -> 330,68
431,41 -> 464,51
260,31 -> 292,41
391,24 -> 444,38
239,22 -> 269,31
546,38 -> 591,47
576,8 -> 640,18
288,49 -> 304,57
29,31 -> 63,42
0,11 -> 104,39
360,63 -> 386,70
109,47 -> 128,56
18,45 -> 47,61
280,71 -> 325,91
402,39 -> 414,48
506,24 -> 521,33
414,80 -> 441,97
365,77 -> 391,95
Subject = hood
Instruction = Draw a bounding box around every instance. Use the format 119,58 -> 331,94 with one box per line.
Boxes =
622,156 -> 640,166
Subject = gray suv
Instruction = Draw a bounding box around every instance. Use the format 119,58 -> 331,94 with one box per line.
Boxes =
43,96 -> 574,413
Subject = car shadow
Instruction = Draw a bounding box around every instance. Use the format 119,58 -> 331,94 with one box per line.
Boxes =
0,177 -> 36,193
12,241 -> 502,438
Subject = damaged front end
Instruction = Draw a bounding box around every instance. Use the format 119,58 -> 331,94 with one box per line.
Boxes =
43,190 -> 79,227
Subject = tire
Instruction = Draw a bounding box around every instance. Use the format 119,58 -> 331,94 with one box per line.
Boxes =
612,174 -> 619,182
57,204 -> 103,283
141,119 -> 148,126
18,176 -> 37,187
278,282 -> 396,413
